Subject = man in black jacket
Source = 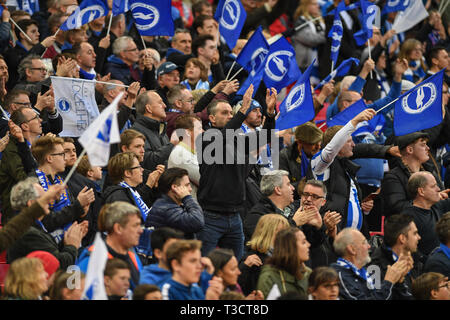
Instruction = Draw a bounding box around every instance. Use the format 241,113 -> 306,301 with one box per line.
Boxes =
196,84 -> 277,261
131,90 -> 177,171
424,212 -> 450,277
369,214 -> 423,300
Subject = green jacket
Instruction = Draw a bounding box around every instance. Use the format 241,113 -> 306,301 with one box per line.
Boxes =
257,264 -> 312,299
0,137 -> 29,223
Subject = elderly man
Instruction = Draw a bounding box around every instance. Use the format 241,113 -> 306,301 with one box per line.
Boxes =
154,61 -> 183,107
331,227 -> 410,300
402,172 -> 450,257
369,214 -> 422,300
105,36 -> 142,85
131,90 -> 176,171
77,201 -> 144,290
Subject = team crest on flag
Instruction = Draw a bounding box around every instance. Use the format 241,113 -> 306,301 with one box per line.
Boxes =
61,0 -> 109,31
130,2 -> 160,31
265,50 -> 294,82
219,0 -> 242,30
214,0 -> 246,49
286,83 -> 305,112
401,83 -> 437,114
129,0 -> 174,36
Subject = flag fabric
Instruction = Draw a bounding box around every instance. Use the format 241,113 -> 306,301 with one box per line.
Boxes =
266,284 -> 281,300
393,69 -> 444,136
129,0 -> 174,36
381,0 -> 410,15
276,60 -> 316,131
81,233 -> 108,300
112,0 -> 129,15
235,26 -> 270,76
326,2 -> 360,15
262,36 -> 302,92
51,76 -> 100,138
236,59 -> 264,97
327,98 -> 367,128
17,0 -> 39,15
60,0 -> 109,31
78,92 -> 123,167
392,0 -> 428,34
353,113 -> 386,137
328,0 -> 345,69
315,57 -> 359,90
214,0 -> 247,50
353,0 -> 378,46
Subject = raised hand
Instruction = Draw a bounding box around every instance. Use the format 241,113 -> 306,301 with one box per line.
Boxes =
222,79 -> 239,95
266,87 -> 277,116
243,254 -> 263,267
323,210 -> 342,238
351,108 -> 376,127
239,84 -> 254,115
8,120 -> 24,143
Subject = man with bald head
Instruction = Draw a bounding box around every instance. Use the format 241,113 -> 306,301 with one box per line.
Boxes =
331,227 -> 410,300
402,171 -> 450,257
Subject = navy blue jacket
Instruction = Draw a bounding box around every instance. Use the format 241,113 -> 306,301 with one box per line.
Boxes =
331,262 -> 395,300
145,194 -> 204,239
104,55 -> 141,86
424,246 -> 450,277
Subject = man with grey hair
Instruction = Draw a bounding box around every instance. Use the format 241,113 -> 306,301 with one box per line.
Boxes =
105,36 -> 142,85
167,28 -> 193,67
7,177 -> 88,269
331,227 -> 410,300
131,90 -> 177,171
76,201 -> 144,290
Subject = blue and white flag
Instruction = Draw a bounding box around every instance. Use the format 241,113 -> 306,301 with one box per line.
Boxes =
391,0 -> 428,34
51,76 -> 100,138
328,0 -> 345,69
236,26 -> 270,76
17,0 -> 39,15
315,57 -> 359,90
393,69 -> 444,136
60,0 -> 109,31
353,0 -> 378,46
112,0 -> 129,15
327,98 -> 367,128
263,36 -> 302,92
129,0 -> 174,36
82,233 -> 108,300
236,59 -> 265,97
326,2 -> 360,15
381,0 -> 409,15
276,60 -> 315,131
78,92 -> 123,167
353,113 -> 386,137
214,0 -> 247,50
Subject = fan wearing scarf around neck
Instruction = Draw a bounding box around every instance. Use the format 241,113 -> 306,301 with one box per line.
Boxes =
331,228 -> 411,300
30,135 -> 95,245
104,152 -> 164,261
74,42 -> 97,80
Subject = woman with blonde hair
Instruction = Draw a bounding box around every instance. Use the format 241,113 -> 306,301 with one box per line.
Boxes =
398,38 -> 427,84
181,58 -> 210,91
291,0 -> 325,82
3,257 -> 49,300
238,214 -> 290,295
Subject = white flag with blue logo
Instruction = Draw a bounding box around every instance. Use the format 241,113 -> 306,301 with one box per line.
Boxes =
129,0 -> 175,36
78,92 -> 123,167
60,0 -> 109,31
393,69 -> 444,136
214,0 -> 247,50
81,233 -> 108,300
51,76 -> 99,138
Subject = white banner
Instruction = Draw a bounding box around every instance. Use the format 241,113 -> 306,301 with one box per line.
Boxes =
392,0 -> 429,34
81,233 -> 108,300
51,76 -> 99,137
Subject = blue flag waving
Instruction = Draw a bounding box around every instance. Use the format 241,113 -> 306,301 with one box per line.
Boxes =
61,0 -> 109,31
276,61 -> 316,131
393,69 -> 444,136
354,0 -> 378,46
214,0 -> 247,50
328,0 -> 345,69
112,0 -> 129,15
327,99 -> 367,128
263,36 -> 302,92
129,0 -> 174,36
17,0 -> 40,15
236,60 -> 265,97
236,26 -> 270,76
382,0 -> 410,15
315,57 -> 359,90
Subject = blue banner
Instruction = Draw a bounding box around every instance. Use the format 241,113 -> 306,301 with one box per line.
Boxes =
129,0 -> 174,36
17,0 -> 40,15
236,60 -> 265,97
315,57 -> 359,90
214,0 -> 247,50
394,69 -> 444,136
112,0 -> 129,15
327,98 -> 367,128
328,0 -> 346,68
60,0 -> 109,31
276,60 -> 316,131
353,0 -> 378,46
262,36 -> 302,92
381,0 -> 410,15
236,26 -> 269,76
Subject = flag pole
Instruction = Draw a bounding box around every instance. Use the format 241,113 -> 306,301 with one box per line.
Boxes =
63,149 -> 87,187
367,40 -> 373,78
10,17 -> 33,42
294,16 -> 322,32
229,67 -> 243,81
374,97 -> 399,114
106,12 -> 113,37
440,0 -> 450,14
318,122 -> 327,129
226,61 -> 236,80
0,104 -> 10,120
331,61 -> 335,74
140,35 -> 147,50
41,28 -> 61,58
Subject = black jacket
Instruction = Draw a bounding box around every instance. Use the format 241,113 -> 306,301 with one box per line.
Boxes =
197,112 -> 275,214
424,246 -> 450,277
103,184 -> 156,210
131,115 -> 174,171
369,244 -> 424,300
238,246 -> 270,296
279,142 -> 309,196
